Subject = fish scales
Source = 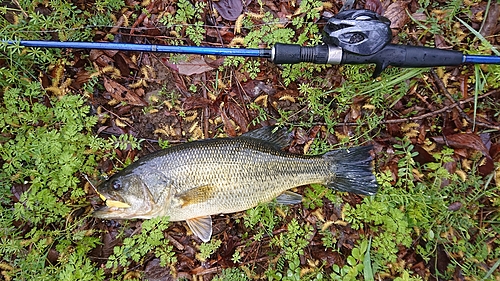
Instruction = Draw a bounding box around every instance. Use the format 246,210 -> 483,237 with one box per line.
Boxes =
94,126 -> 378,242
153,137 -> 330,221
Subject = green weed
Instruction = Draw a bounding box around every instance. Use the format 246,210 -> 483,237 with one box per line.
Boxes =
198,239 -> 222,261
345,137 -> 500,279
159,0 -> 206,46
212,267 -> 249,281
267,218 -> 315,281
106,217 -> 174,270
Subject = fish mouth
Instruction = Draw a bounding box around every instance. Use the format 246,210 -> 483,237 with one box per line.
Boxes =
92,190 -> 158,219
93,192 -> 133,219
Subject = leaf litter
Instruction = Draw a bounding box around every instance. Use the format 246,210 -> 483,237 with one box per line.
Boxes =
14,0 -> 500,280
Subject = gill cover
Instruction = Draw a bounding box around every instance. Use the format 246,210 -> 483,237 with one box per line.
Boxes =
323,9 -> 391,55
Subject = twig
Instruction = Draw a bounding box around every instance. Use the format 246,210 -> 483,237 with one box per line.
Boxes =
430,69 -> 500,131
202,73 -> 209,138
165,233 -> 185,251
330,89 -> 499,127
12,0 -> 29,18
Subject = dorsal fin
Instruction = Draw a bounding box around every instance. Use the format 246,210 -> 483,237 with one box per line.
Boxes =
240,126 -> 291,149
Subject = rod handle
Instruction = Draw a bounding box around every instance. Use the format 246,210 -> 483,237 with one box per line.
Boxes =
272,43 -> 339,64
342,44 -> 464,77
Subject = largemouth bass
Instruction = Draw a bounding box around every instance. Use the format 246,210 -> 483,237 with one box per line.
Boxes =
94,127 -> 378,242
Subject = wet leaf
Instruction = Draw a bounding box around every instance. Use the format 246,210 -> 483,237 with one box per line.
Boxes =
166,56 -> 215,76
114,53 -> 131,77
480,2 -> 500,37
365,0 -> 384,14
226,101 -> 248,133
213,0 -> 243,21
384,1 -> 410,30
182,96 -> 213,110
432,133 -> 489,156
144,259 -> 175,280
433,133 -> 494,175
103,77 -> 147,106
413,145 -> 434,165
221,106 -> 237,137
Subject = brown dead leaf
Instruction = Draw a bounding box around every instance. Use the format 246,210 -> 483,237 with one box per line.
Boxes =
480,1 -> 500,37
365,0 -> 384,15
182,96 -> 213,110
90,50 -> 115,67
432,133 -> 494,176
226,101 -> 248,133
72,69 -> 91,89
435,34 -> 448,49
293,127 -> 309,145
206,27 -> 235,44
166,55 -> 214,76
213,0 -> 243,21
432,133 -> 489,156
144,259 -> 174,280
384,1 -> 410,30
114,53 -> 130,77
243,81 -> 276,98
413,145 -> 434,165
103,77 -> 147,106
221,105 -> 237,137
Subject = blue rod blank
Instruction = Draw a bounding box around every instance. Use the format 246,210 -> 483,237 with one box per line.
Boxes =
463,54 -> 500,65
10,40 -> 267,57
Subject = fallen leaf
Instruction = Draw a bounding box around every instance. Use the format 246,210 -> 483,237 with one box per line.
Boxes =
182,96 -> 213,110
114,53 -> 130,77
213,0 -> 243,21
413,145 -> 434,165
206,27 -> 234,43
480,1 -> 500,37
433,133 -> 494,176
432,133 -> 489,156
384,1 -> 410,30
144,259 -> 175,280
221,106 -> 237,137
166,56 -> 215,76
365,0 -> 384,14
103,77 -> 147,106
226,101 -> 248,133
72,69 -> 91,89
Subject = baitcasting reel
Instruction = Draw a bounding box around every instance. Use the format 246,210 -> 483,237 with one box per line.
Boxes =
323,9 -> 392,56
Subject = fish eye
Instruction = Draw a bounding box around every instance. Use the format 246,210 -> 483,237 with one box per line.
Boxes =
111,179 -> 122,190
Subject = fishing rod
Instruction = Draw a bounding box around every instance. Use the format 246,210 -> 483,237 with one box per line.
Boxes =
5,9 -> 500,77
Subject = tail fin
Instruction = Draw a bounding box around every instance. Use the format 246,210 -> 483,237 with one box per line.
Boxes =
323,146 -> 378,195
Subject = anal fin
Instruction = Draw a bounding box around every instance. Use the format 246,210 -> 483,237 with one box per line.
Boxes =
186,216 -> 213,242
276,191 -> 303,205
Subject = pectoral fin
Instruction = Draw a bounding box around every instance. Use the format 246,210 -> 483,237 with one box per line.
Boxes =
276,191 -> 303,205
178,185 -> 217,207
186,216 -> 213,242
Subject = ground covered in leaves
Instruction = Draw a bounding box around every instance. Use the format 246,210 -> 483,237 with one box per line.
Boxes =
1,0 -> 500,280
